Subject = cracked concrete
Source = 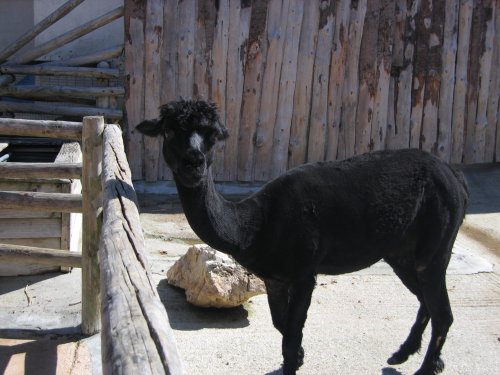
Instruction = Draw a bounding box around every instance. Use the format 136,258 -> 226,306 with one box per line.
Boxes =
0,164 -> 499,374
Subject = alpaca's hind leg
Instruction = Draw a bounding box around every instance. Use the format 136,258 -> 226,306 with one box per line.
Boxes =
264,278 -> 306,371
385,259 -> 430,365
414,276 -> 453,375
281,275 -> 316,375
388,304 -> 430,365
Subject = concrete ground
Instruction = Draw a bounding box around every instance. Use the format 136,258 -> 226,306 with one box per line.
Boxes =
0,164 -> 499,374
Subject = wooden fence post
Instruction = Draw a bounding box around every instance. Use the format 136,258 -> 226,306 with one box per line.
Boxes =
82,116 -> 104,335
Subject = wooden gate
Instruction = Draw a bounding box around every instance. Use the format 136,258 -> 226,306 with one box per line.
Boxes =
125,0 -> 500,182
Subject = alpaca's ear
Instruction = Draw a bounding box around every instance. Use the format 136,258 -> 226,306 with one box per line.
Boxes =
214,120 -> 229,141
135,119 -> 162,137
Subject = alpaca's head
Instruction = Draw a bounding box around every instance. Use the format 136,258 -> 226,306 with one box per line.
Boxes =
136,99 -> 228,187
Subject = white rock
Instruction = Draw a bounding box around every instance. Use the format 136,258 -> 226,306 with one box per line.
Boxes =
166,244 -> 266,308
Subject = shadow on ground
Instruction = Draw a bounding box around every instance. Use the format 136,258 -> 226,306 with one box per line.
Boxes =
0,334 -> 83,375
156,279 -> 250,330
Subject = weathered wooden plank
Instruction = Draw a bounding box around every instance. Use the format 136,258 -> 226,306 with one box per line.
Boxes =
326,0 -> 350,161
81,116 -> 104,335
254,0 -> 290,181
354,0 -> 380,156
307,1 -> 336,162
0,218 -> 62,239
0,162 -> 81,179
124,1 -> 145,180
0,237 -> 60,248
0,64 -> 120,78
451,0 -> 474,163
237,0 -> 269,181
436,0 -> 459,162
420,0 -> 445,155
177,0 -> 196,98
338,0 -> 367,159
143,0 -> 164,182
473,0 -> 495,163
0,118 -> 82,140
0,0 -> 85,63
211,0 -> 230,180
0,243 -> 81,268
45,44 -> 124,67
224,1 -> 251,181
0,101 -> 122,120
288,1 -> 320,168
464,1 -> 489,163
101,124 -> 185,375
370,0 -> 394,152
0,191 -> 82,213
158,0 -> 179,181
271,0 -> 304,177
13,6 -> 124,64
0,84 -> 124,100
485,1 -> 500,162
410,0 -> 432,149
193,0 -> 212,101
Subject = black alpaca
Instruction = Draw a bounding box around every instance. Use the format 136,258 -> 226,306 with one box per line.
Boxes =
136,99 -> 469,375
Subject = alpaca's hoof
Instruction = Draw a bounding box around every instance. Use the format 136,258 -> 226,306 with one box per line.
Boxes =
387,351 -> 409,365
297,346 -> 304,369
413,357 -> 445,375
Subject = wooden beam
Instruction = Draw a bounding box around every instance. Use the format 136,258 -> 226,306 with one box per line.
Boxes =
0,191 -> 82,213
0,0 -> 85,64
0,65 -> 120,79
13,6 -> 125,64
0,101 -> 122,120
81,116 -> 103,335
0,84 -> 125,100
0,118 -> 82,140
0,74 -> 15,87
45,44 -> 124,67
0,243 -> 81,268
101,124 -> 185,375
0,162 -> 82,179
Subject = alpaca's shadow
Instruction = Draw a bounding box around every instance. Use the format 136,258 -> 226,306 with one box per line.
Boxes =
381,367 -> 403,375
156,279 -> 250,330
264,366 -> 403,375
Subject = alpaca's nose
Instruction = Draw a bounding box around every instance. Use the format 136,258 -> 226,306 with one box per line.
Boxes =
184,150 -> 204,169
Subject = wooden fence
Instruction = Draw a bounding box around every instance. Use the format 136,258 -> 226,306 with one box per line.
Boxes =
125,0 -> 500,183
0,117 -> 184,374
0,0 -> 124,121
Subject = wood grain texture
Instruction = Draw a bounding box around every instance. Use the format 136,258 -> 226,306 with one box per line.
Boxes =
124,0 -> 145,179
237,0 -> 268,181
0,191 -> 82,213
326,0 -> 350,161
307,1 -> 335,162
0,243 -> 81,268
271,0 -> 304,177
338,0 -> 367,159
253,0 -> 290,181
451,0 -> 473,163
288,1 -> 319,168
0,118 -> 82,140
101,124 -> 185,375
81,116 -> 104,335
143,0 -> 164,182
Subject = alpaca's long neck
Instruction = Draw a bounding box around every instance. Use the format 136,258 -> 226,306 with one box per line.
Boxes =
174,169 -> 260,256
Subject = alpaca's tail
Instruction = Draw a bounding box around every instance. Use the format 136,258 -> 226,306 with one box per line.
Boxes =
450,166 -> 470,209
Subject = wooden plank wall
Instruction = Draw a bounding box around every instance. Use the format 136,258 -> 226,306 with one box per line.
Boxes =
124,0 -> 500,182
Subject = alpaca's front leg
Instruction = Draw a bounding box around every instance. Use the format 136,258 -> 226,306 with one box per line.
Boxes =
282,276 -> 316,375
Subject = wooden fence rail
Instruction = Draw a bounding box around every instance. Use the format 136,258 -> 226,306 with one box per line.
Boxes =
101,124 -> 185,374
0,162 -> 82,179
0,115 -> 185,372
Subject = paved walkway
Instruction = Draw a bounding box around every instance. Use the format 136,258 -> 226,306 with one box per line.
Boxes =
0,165 -> 499,374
